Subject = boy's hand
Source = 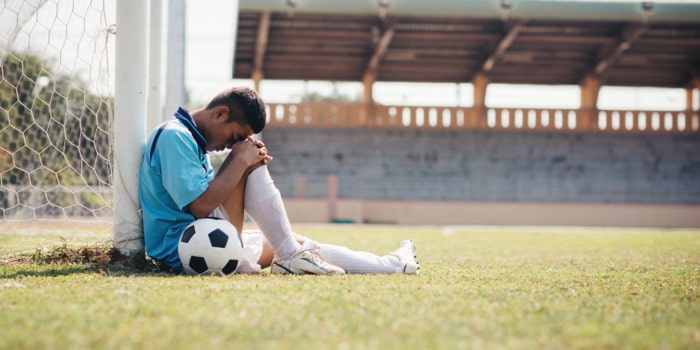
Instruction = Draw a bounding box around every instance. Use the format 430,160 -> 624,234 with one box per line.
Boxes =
228,138 -> 272,167
248,137 -> 273,164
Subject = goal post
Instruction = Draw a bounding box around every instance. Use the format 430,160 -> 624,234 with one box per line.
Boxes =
1,0 -> 223,257
112,0 -> 148,255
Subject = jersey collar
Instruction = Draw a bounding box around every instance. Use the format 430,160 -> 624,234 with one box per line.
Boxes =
174,107 -> 208,152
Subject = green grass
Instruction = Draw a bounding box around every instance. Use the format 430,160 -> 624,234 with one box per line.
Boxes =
1,224 -> 699,350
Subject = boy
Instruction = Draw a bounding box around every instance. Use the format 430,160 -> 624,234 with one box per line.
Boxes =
138,87 -> 418,275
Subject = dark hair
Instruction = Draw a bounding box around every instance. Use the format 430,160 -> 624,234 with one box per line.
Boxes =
205,87 -> 266,133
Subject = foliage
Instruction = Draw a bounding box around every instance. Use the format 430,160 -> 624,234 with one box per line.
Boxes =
0,52 -> 112,215
300,90 -> 359,103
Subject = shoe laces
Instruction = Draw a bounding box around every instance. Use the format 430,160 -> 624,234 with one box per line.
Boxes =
298,240 -> 321,254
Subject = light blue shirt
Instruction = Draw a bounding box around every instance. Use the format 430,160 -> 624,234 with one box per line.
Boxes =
139,107 -> 213,269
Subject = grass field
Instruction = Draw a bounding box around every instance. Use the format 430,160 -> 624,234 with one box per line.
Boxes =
1,223 -> 699,350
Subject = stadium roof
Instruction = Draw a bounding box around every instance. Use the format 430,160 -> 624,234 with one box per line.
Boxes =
233,0 -> 700,87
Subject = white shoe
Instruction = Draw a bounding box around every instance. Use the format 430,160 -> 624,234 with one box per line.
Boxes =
392,240 -> 419,275
271,240 -> 346,275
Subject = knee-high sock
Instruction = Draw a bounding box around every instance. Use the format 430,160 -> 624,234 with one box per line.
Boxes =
244,166 -> 300,260
315,243 -> 400,274
292,230 -> 401,274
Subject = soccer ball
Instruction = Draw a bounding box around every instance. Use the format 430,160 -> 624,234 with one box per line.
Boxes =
178,218 -> 244,276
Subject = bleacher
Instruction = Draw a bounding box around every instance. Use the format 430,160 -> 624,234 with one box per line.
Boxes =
264,128 -> 700,205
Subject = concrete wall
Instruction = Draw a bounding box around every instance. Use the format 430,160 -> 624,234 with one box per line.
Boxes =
282,199 -> 700,228
263,128 -> 700,205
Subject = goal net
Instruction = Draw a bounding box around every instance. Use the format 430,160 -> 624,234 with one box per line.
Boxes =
0,1 -> 114,236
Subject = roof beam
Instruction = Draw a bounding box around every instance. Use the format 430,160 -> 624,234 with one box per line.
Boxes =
363,24 -> 395,80
480,19 -> 527,73
252,11 -> 271,81
593,22 -> 648,76
638,37 -> 700,46
365,26 -> 394,80
517,35 -> 616,45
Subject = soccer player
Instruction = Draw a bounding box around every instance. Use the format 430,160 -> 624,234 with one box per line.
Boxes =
138,87 -> 419,275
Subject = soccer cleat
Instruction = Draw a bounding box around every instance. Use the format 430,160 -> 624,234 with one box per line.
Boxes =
271,240 -> 346,275
391,240 -> 420,275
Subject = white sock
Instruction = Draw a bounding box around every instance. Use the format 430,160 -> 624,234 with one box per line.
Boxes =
244,166 -> 300,260
315,243 -> 400,274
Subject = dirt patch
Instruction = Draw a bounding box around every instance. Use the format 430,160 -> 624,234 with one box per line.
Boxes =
2,241 -> 159,272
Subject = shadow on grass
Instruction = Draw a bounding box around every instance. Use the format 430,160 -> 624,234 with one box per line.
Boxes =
2,265 -> 111,278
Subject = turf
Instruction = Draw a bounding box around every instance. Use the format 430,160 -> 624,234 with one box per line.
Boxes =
1,224 -> 699,350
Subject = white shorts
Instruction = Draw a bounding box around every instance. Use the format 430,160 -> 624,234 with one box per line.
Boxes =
209,206 -> 264,274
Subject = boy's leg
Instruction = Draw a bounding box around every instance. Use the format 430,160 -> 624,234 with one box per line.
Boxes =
257,240 -> 275,268
220,163 -> 299,261
243,165 -> 345,275
224,164 -> 416,274
292,232 -> 419,274
216,164 -> 273,269
241,165 -> 299,260
317,243 -> 400,274
218,166 -> 249,234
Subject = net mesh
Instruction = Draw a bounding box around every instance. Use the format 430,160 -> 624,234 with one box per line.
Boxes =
0,0 -> 114,231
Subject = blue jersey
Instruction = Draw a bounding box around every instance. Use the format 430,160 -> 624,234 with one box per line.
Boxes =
139,107 -> 213,269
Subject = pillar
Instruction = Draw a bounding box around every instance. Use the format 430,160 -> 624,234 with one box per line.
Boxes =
327,175 -> 338,222
114,0 -> 148,255
580,75 -> 601,131
252,70 -> 263,95
472,73 -> 489,128
361,73 -> 374,126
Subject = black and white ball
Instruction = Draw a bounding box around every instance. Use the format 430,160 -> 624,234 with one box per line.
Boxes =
178,218 -> 244,276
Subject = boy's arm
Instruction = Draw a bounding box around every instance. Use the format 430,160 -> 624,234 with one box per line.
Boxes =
187,140 -> 267,218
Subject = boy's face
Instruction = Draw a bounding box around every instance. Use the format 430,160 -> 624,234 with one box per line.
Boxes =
205,109 -> 254,152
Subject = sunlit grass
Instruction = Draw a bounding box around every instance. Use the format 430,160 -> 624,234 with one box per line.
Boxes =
1,224 -> 699,349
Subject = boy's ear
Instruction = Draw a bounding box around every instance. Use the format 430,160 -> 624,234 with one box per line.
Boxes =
213,106 -> 230,121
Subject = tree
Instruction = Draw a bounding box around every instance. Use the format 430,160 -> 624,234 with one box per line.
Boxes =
0,52 -> 112,216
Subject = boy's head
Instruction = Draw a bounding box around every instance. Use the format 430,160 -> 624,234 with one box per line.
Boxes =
205,87 -> 266,134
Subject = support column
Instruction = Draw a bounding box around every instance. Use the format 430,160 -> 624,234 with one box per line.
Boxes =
687,78 -> 700,112
252,11 -> 269,94
163,0 -> 186,116
147,0 -> 163,134
580,75 -> 601,131
472,73 -> 489,128
361,73 -> 374,126
114,0 -> 148,255
686,87 -> 693,113
689,79 -> 700,132
252,70 -> 263,95
327,175 -> 338,222
296,175 -> 306,199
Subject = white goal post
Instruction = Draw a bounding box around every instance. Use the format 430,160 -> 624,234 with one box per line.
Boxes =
0,0 -> 151,256
112,0 -> 148,255
2,0 -> 243,256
